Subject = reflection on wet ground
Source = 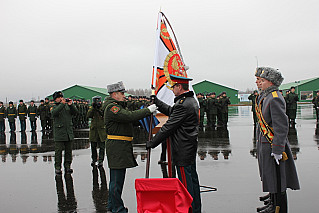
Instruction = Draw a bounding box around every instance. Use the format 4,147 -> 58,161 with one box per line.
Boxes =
0,104 -> 319,212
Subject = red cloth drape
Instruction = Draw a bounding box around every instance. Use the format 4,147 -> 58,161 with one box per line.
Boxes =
135,178 -> 193,213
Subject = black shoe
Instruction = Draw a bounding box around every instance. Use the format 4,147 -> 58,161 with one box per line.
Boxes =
97,162 -> 103,168
65,168 -> 73,174
259,193 -> 270,201
264,198 -> 271,205
259,204 -> 275,213
257,203 -> 270,212
55,169 -> 62,175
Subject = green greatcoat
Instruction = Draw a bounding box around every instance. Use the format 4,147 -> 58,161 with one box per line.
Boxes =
27,105 -> 37,121
104,97 -> 151,169
17,104 -> 27,120
87,106 -> 107,142
7,106 -> 17,122
51,102 -> 79,142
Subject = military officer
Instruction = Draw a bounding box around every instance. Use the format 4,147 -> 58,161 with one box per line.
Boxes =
285,86 -> 299,126
37,100 -> 47,131
27,100 -> 37,131
248,90 -> 259,124
51,91 -> 79,174
312,90 -> 319,122
17,100 -> 27,131
207,92 -> 218,128
147,75 -> 202,213
104,81 -> 156,213
256,67 -> 300,213
0,101 -> 6,132
7,101 -> 17,132
87,96 -> 107,167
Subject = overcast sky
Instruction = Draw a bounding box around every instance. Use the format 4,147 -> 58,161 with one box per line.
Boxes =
1,0 -> 318,102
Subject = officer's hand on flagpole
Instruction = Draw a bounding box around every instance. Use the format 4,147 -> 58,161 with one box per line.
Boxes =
146,140 -> 154,149
271,153 -> 282,165
147,104 -> 158,114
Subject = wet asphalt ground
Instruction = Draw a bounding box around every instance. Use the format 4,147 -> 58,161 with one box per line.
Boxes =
0,104 -> 318,213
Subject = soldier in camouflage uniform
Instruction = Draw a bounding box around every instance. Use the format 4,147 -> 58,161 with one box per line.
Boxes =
7,101 -> 17,132
104,81 -> 156,213
27,100 -> 37,131
51,91 -> 79,174
0,101 -> 6,133
17,100 -> 27,132
312,90 -> 319,122
87,96 -> 107,167
285,86 -> 299,126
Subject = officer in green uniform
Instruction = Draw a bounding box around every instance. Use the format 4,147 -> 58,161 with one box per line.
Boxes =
285,86 -> 299,126
104,81 -> 157,213
17,100 -> 27,131
197,93 -> 206,128
207,92 -> 218,128
37,100 -> 47,132
87,96 -> 107,167
0,101 -> 6,132
218,92 -> 231,127
312,90 -> 319,122
248,90 -> 259,125
27,100 -> 37,131
7,101 -> 17,132
51,91 -> 79,174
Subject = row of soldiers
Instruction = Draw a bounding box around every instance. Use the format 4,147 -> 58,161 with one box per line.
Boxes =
0,98 -> 90,133
196,91 -> 231,128
249,87 -> 319,127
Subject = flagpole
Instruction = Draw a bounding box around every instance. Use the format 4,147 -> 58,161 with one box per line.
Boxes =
145,88 -> 155,178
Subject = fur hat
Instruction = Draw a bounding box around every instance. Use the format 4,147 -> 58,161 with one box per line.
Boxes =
255,67 -> 264,77
259,67 -> 284,87
107,81 -> 126,93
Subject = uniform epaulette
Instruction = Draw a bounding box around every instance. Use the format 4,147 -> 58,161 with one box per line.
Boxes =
272,91 -> 278,98
179,96 -> 186,104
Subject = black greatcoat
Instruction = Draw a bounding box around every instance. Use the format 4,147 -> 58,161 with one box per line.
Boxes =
150,91 -> 199,166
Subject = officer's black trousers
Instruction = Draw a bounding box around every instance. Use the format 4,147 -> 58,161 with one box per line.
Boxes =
176,163 -> 201,213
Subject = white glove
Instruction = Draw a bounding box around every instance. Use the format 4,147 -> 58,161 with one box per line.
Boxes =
271,153 -> 282,165
147,104 -> 158,113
